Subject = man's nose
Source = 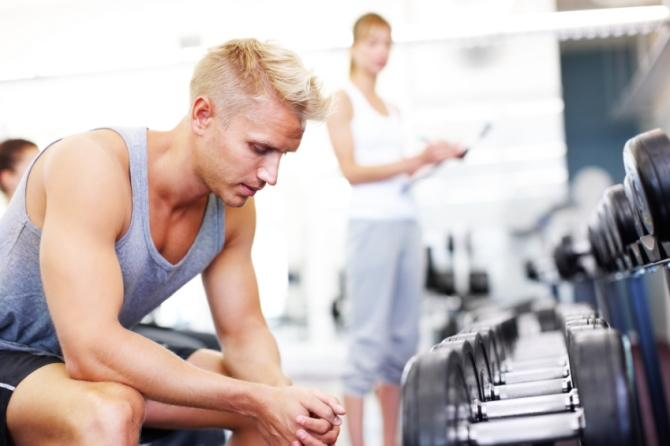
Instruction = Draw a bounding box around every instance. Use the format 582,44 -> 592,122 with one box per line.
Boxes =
257,152 -> 281,186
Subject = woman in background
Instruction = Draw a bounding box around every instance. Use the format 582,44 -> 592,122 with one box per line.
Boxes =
0,139 -> 39,202
327,13 -> 464,446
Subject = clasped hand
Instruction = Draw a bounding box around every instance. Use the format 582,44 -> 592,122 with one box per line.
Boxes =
256,386 -> 345,446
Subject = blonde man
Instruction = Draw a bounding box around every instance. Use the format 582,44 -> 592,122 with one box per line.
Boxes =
0,39 -> 344,446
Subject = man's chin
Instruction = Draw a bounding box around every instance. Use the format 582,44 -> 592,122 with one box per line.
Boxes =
221,195 -> 249,208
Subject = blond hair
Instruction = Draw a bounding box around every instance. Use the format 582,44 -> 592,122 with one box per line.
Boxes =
190,39 -> 331,126
351,13 -> 392,74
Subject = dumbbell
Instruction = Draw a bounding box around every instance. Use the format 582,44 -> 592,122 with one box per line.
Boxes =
470,304 -> 596,371
402,329 -> 635,446
434,333 -> 572,411
464,313 -> 604,397
621,128 -> 670,445
603,184 -> 643,268
443,316 -> 606,401
553,235 -> 591,281
622,128 -> 670,261
446,330 -> 569,390
434,338 -> 579,422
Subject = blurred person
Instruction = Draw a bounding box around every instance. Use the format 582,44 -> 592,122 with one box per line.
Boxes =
326,13 -> 464,446
0,139 -> 39,202
0,39 -> 344,446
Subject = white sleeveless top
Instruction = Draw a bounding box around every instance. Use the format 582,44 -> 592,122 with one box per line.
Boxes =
343,82 -> 416,221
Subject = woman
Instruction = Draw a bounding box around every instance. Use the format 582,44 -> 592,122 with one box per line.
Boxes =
326,13 -> 464,446
0,139 -> 39,202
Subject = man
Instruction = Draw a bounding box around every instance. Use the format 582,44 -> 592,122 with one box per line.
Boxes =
0,39 -> 344,446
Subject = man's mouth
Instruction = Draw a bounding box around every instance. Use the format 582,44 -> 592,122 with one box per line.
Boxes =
241,183 -> 263,196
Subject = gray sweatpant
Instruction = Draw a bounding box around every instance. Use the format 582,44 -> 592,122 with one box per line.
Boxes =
342,220 -> 424,396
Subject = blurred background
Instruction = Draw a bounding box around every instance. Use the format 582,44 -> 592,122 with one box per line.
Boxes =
2,0 -> 670,444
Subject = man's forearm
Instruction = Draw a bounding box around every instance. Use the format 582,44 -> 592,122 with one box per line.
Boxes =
220,321 -> 289,386
65,326 -> 268,416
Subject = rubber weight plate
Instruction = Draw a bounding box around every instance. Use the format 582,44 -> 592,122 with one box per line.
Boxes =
624,175 -> 646,239
402,356 -> 421,446
554,236 -> 582,280
604,184 -> 639,254
460,327 -> 502,384
571,330 -> 633,446
588,216 -> 607,268
438,334 -> 493,401
622,129 -> 670,240
415,349 -> 472,446
597,201 -> 620,267
588,210 -> 613,270
432,340 -> 483,404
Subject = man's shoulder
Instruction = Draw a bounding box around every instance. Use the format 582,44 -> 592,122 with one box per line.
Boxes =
47,129 -> 130,168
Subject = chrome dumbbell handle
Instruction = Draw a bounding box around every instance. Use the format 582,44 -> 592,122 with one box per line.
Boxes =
502,355 -> 567,372
494,377 -> 571,400
463,409 -> 585,446
477,389 -> 579,420
511,345 -> 567,362
500,365 -> 570,384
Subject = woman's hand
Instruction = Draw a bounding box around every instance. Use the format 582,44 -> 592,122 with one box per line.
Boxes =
421,140 -> 466,165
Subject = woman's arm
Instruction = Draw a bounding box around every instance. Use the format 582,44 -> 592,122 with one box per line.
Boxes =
326,91 -> 423,185
326,91 -> 463,185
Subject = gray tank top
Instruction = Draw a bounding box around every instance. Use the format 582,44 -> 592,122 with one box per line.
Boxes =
0,127 -> 225,358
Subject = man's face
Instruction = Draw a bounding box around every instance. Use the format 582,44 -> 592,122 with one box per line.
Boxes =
196,98 -> 304,207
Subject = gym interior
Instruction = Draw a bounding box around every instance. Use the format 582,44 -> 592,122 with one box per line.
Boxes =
2,0 -> 670,445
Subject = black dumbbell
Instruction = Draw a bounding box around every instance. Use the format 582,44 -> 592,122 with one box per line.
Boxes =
402,329 -> 635,446
622,128 -> 670,261
603,184 -> 643,268
433,337 -> 579,421
443,316 -> 606,400
436,332 -> 571,403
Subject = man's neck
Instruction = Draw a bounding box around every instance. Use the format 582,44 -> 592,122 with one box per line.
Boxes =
146,118 -> 210,211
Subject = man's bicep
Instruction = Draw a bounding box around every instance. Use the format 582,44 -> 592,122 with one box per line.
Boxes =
40,146 -> 128,357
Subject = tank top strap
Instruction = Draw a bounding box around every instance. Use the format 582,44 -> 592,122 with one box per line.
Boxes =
342,82 -> 366,115
106,127 -> 148,227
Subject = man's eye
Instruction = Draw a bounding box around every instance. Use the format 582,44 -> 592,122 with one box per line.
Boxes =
253,145 -> 268,155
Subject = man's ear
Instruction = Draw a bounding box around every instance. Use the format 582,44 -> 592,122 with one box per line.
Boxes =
190,96 -> 216,136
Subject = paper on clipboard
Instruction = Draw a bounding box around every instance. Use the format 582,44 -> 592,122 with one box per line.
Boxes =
402,122 -> 492,193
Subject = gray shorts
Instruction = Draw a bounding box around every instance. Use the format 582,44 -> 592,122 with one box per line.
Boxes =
342,220 -> 424,396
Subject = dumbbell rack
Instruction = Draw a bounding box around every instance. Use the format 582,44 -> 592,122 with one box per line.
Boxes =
551,128 -> 670,445
402,303 -> 640,446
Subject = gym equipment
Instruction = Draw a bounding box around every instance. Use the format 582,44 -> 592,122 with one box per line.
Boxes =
444,313 -> 602,396
620,129 -> 670,444
403,329 -> 634,446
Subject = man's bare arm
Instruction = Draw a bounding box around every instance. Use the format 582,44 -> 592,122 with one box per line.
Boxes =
203,199 -> 289,386
203,199 -> 345,445
38,141 -> 341,445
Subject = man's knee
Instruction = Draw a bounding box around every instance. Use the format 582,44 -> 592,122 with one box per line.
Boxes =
75,382 -> 145,445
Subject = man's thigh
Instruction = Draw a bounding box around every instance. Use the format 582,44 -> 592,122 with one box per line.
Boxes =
7,362 -> 144,446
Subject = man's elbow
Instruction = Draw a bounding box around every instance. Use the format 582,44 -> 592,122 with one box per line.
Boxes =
62,336 -> 111,381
